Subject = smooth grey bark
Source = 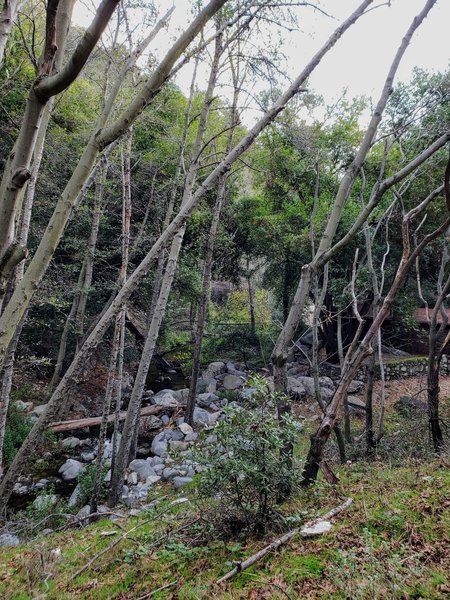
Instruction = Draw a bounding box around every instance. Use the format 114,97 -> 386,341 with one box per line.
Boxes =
0,0 -> 18,67
0,0 -> 374,510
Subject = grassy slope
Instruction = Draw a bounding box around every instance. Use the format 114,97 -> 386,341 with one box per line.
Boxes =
1,406 -> 449,599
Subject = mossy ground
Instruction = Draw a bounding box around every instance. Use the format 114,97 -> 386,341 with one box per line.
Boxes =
0,402 -> 449,599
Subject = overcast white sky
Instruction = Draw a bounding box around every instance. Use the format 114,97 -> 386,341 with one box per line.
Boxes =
74,0 -> 449,124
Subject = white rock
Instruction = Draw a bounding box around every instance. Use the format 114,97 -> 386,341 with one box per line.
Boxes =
58,459 -> 85,481
0,533 -> 20,547
301,520 -> 332,537
179,422 -> 194,435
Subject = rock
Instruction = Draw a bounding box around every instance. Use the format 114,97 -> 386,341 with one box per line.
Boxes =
196,377 -> 217,394
179,422 -> 194,435
167,430 -> 185,442
32,494 -> 58,510
0,533 -> 20,547
197,392 -> 220,408
173,476 -> 193,490
147,456 -> 164,466
31,404 -> 48,417
347,396 -> 366,415
151,389 -> 180,408
301,520 -> 332,536
61,436 -> 81,450
151,433 -> 168,457
76,505 -> 91,523
184,432 -> 198,442
162,467 -> 180,480
139,415 -> 163,436
204,361 -> 226,377
80,451 -> 96,462
287,377 -> 306,401
223,374 -> 244,390
58,459 -> 85,481
14,400 -> 33,411
34,478 -> 51,490
169,440 -> 190,451
175,389 -> 189,405
68,485 -> 81,508
104,469 -> 111,482
394,396 -> 427,414
192,406 -> 211,426
348,380 -> 364,394
127,471 -> 138,485
129,459 -> 157,482
293,376 -> 334,402
146,475 -> 161,485
161,415 -> 170,425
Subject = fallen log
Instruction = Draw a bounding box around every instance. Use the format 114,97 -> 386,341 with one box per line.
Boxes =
50,405 -> 174,433
216,498 -> 352,584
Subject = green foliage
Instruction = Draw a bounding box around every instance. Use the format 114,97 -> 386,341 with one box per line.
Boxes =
194,375 -> 302,536
3,402 -> 33,464
77,464 -> 109,507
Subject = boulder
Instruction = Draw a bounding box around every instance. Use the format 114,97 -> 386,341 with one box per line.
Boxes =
33,494 -> 58,510
68,485 -> 81,508
175,388 -> 189,405
151,389 -> 179,408
169,440 -> 190,451
162,467 -> 180,480
197,392 -> 220,408
179,422 -> 194,435
80,451 -> 96,462
129,459 -> 157,482
31,404 -> 48,417
58,459 -> 85,481
0,533 -> 20,547
139,415 -> 163,436
127,471 -> 138,486
347,396 -> 366,415
151,433 -> 168,457
61,436 -> 81,450
14,400 -> 33,411
173,476 -> 193,490
196,377 -> 217,393
394,396 -> 427,414
203,361 -> 226,377
223,374 -> 244,390
192,406 -> 211,426
348,380 -> 364,394
287,377 -> 307,401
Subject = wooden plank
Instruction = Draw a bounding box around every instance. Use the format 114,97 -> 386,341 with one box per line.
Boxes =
50,404 -> 174,433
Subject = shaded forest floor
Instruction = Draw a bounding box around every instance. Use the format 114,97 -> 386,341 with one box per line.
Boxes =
0,385 -> 449,599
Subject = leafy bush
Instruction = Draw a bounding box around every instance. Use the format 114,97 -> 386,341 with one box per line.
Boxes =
194,375 -> 302,536
3,403 -> 33,464
77,463 -> 109,506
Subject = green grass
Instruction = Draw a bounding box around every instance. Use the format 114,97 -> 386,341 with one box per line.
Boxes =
1,403 -> 449,599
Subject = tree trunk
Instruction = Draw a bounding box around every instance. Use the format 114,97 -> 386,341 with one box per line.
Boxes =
0,0 -> 18,67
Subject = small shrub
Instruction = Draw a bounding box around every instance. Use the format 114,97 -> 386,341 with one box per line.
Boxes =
77,463 -> 109,506
3,403 -> 33,464
194,375 -> 302,537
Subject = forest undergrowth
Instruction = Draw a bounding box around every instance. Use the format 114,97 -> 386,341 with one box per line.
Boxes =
0,392 -> 448,600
